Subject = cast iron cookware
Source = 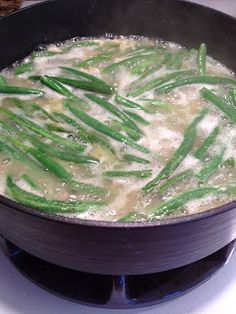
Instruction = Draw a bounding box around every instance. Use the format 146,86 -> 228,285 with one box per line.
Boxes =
0,0 -> 235,275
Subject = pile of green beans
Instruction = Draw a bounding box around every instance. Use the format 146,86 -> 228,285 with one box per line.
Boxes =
0,38 -> 235,222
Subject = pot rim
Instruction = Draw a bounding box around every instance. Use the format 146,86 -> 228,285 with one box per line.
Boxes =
1,193 -> 236,229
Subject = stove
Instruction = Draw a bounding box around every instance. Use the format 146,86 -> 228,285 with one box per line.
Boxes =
0,237 -> 236,314
0,1 -> 235,313
1,239 -> 235,310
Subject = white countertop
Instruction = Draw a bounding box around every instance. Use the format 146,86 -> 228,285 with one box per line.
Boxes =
1,1 -> 236,314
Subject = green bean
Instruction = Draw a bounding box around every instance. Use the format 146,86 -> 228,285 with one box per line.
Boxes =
130,53 -> 163,76
27,147 -> 72,181
124,110 -> 150,125
103,170 -> 152,178
11,98 -> 58,122
228,90 -> 236,107
14,61 -> 33,75
29,136 -> 99,164
7,176 -> 104,213
41,76 -> 77,97
197,147 -> 225,182
0,120 -> 28,144
103,54 -> 154,73
9,98 -> 34,117
15,131 -> 105,196
114,95 -> 147,112
0,140 -> 27,161
128,63 -> 166,90
36,63 -> 113,94
224,157 -> 235,168
2,133 -> 28,151
0,108 -> 86,152
65,102 -> 149,153
194,126 -> 220,160
198,43 -> 207,76
52,112 -> 89,141
130,44 -> 152,55
156,76 -> 236,94
157,169 -> 194,194
123,154 -> 150,164
85,93 -> 142,134
21,174 -> 39,189
118,212 -> 142,222
125,45 -> 157,57
4,98 -> 59,137
129,70 -> 193,97
111,120 -> 141,141
128,52 -> 171,89
150,185 -> 236,218
139,99 -> 173,111
88,134 -> 116,154
0,75 -> 7,86
46,123 -> 71,133
75,54 -> 112,68
142,109 -> 208,194
0,134 -> 46,172
52,112 -> 79,127
139,50 -> 169,75
60,67 -> 114,92
0,119 -> 18,134
200,87 -> 236,124
70,180 -> 108,196
30,75 -> 76,97
0,85 -> 44,96
50,76 -> 113,95
53,111 -> 116,154
27,146 -> 106,196
167,48 -> 187,69
129,57 -> 155,75
0,120 -> 34,150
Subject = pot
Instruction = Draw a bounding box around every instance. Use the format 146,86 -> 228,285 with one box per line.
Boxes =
0,0 -> 235,276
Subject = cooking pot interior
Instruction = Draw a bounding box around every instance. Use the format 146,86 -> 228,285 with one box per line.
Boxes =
0,0 -> 235,73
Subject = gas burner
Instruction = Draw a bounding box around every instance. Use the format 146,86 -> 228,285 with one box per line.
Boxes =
3,239 -> 235,308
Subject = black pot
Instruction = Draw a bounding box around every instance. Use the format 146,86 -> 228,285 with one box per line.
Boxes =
0,0 -> 235,276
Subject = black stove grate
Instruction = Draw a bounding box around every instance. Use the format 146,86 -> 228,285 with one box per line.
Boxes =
3,239 -> 235,308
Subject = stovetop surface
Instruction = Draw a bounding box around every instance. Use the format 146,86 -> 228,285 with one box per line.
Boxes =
1,1 -> 236,313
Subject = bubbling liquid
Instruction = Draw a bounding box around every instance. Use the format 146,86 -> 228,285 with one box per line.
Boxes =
0,36 -> 236,222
